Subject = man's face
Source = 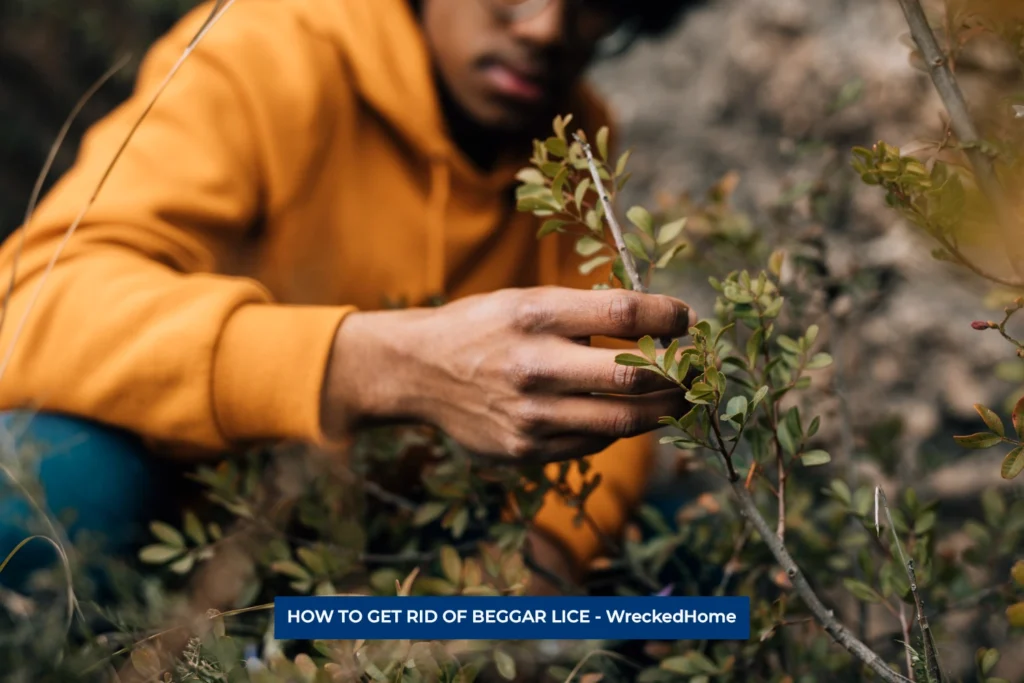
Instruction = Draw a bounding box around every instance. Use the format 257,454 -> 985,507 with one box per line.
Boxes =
420,0 -> 625,131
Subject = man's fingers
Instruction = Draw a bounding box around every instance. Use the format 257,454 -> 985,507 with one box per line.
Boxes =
512,287 -> 696,340
513,390 -> 689,440
510,341 -> 677,395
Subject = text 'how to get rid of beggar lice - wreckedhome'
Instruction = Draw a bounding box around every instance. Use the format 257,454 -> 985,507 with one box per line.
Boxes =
274,596 -> 751,640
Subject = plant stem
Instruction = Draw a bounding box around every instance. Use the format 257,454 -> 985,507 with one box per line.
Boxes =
875,487 -> 943,682
730,483 -> 906,683
895,0 -> 1024,279
574,133 -> 646,293
899,602 -> 916,682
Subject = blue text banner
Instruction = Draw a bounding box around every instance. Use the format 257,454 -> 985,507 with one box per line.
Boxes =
274,596 -> 750,641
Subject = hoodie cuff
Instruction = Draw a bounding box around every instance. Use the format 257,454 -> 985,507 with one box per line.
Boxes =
212,303 -> 357,445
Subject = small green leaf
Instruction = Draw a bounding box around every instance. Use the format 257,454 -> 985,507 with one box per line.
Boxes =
979,648 -> 1000,676
656,218 -> 687,245
537,219 -> 567,238
575,236 -> 605,257
975,404 -> 1005,437
660,652 -> 718,675
574,178 -> 591,212
1001,445 -> 1024,479
982,489 -> 1005,526
1012,395 -> 1024,440
450,507 -> 470,538
515,168 -> 546,185
616,353 -> 652,367
169,553 -> 195,575
843,578 -> 881,603
751,385 -> 769,409
413,501 -> 448,527
914,510 -> 936,535
725,396 -> 749,421
655,242 -> 687,269
440,545 -> 462,585
544,137 -> 568,157
776,422 -> 796,457
638,336 -> 656,361
800,450 -> 831,466
615,149 -> 632,177
149,521 -> 185,549
184,511 -> 207,546
580,255 -> 612,275
626,206 -> 654,237
494,650 -> 516,680
271,560 -> 311,581
1010,560 -> 1024,587
806,353 -> 833,370
1007,601 -> 1024,627
139,544 -> 183,564
624,233 -> 649,262
954,433 -> 1003,449
596,126 -> 610,161
768,250 -> 785,277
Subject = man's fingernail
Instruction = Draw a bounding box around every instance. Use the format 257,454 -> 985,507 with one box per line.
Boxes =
677,304 -> 692,331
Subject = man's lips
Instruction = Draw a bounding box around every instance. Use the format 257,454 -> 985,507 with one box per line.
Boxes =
480,62 -> 548,103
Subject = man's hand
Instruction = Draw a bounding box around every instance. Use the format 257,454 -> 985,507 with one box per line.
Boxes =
321,287 -> 696,463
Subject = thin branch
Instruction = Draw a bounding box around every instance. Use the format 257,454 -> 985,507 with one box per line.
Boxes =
0,0 -> 239,383
899,603 -> 916,682
362,480 -> 418,513
574,133 -> 645,293
730,483 -> 908,683
874,486 -> 943,683
896,0 -> 1024,279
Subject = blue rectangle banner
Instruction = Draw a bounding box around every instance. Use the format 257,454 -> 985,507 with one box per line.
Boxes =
274,596 -> 750,641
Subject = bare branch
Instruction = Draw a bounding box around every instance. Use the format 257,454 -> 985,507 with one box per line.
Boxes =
731,483 -> 909,683
895,0 -> 1024,279
573,133 -> 645,293
899,603 -> 916,682
874,486 -> 943,683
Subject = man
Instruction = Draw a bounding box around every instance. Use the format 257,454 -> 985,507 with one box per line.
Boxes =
0,0 -> 702,591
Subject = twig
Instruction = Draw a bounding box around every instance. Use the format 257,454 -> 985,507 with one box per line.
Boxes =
362,480 -> 418,513
874,486 -> 943,683
895,0 -> 1024,279
730,483 -> 908,683
899,603 -> 916,682
0,0 -> 239,382
574,133 -> 645,293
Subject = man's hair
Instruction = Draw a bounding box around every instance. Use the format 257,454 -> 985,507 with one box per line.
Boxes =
630,0 -> 708,38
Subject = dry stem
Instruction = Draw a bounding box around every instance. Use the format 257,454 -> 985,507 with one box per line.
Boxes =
875,486 -> 943,682
896,0 -> 1024,280
573,133 -> 646,293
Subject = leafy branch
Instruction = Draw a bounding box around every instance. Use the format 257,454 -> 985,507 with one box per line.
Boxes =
517,118 -> 909,683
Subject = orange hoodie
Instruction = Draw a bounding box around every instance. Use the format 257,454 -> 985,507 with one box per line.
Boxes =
0,0 -> 654,570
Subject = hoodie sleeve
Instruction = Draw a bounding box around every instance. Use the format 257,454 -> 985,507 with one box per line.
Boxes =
0,2 -> 353,455
530,97 -> 657,571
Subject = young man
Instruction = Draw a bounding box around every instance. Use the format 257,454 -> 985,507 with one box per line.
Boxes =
0,0 -> 701,591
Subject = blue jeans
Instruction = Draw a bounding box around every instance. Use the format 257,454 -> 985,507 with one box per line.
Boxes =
0,411 -> 186,592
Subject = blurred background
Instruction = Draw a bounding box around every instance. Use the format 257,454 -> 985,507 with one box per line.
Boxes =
2,0 -> 1023,679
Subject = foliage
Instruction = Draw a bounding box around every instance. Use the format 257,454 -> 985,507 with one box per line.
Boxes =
3,0 -> 1024,681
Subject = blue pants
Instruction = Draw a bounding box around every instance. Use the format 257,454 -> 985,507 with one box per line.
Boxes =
0,411 -> 186,591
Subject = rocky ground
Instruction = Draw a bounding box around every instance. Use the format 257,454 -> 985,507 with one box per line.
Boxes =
590,0 -> 1024,675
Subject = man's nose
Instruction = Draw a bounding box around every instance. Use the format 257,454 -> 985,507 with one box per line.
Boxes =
508,0 -> 567,47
